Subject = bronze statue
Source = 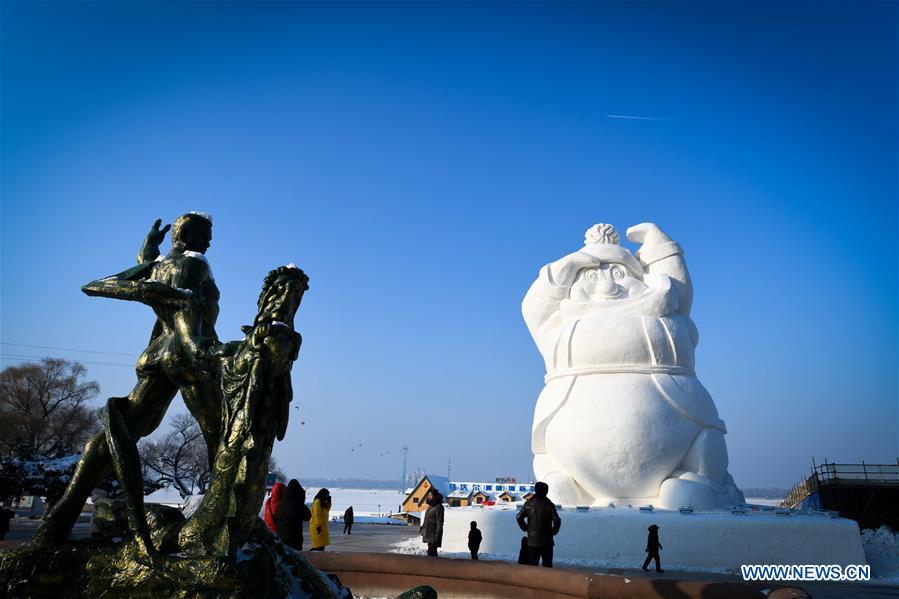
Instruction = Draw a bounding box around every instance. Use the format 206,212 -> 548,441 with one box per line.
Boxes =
2,215 -> 435,598
33,214 -> 222,561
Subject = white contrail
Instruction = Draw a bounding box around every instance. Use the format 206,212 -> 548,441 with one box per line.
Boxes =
606,114 -> 671,121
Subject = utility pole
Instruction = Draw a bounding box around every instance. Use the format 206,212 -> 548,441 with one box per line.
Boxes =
400,446 -> 408,492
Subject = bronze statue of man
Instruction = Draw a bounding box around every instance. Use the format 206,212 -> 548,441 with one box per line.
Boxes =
34,213 -> 220,561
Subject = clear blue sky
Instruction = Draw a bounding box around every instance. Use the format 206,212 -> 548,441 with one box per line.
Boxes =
2,1 -> 896,488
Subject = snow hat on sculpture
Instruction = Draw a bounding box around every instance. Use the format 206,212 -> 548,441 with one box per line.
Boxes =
579,223 -> 643,278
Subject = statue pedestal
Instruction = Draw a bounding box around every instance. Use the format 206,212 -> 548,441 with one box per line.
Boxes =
0,527 -> 350,599
439,505 -> 866,572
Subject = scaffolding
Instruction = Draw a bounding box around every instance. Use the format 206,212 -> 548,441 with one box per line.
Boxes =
783,459 -> 899,529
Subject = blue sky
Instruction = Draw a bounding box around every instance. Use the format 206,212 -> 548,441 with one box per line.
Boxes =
2,1 -> 896,488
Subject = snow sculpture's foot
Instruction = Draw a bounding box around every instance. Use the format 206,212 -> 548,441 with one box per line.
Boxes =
533,453 -> 594,505
723,473 -> 745,504
658,472 -> 736,510
657,428 -> 745,510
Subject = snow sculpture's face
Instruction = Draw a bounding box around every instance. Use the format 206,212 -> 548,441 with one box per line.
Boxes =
569,263 -> 648,302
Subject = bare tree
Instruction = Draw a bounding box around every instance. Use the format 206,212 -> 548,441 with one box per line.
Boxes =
268,455 -> 287,484
139,414 -> 210,499
139,414 -> 288,499
0,358 -> 101,458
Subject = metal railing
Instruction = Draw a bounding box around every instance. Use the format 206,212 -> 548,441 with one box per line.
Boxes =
782,460 -> 899,508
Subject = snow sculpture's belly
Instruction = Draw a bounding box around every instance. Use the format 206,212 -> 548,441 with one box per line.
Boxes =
548,312 -> 695,375
543,373 -> 703,500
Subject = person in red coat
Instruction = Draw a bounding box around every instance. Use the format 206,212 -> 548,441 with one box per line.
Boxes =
264,482 -> 286,534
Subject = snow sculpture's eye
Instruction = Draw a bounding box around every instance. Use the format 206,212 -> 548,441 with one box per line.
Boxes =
585,270 -> 598,283
612,266 -> 624,280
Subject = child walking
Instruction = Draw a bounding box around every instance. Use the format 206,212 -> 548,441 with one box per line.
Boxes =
642,524 -> 664,573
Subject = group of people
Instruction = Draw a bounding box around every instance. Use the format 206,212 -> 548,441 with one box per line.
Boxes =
420,481 -> 665,573
262,480 -> 332,551
419,481 -> 561,565
261,478 -> 665,573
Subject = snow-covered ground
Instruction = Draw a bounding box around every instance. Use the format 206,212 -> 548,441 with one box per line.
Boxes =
403,503 -> 870,576
744,497 -> 784,507
401,528 -> 899,585
395,503 -> 899,586
145,486 -> 408,518
134,487 -> 899,585
304,488 -> 407,518
143,487 -> 187,506
861,526 -> 899,584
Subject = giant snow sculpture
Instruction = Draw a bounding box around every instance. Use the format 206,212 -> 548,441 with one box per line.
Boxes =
522,222 -> 744,510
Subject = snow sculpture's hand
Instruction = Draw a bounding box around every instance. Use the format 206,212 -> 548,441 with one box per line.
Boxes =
626,222 -> 671,248
551,251 -> 603,288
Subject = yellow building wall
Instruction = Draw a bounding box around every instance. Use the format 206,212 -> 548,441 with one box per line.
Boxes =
402,478 -> 433,513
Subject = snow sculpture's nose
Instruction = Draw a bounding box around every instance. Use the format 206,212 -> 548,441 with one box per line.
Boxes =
593,270 -> 621,298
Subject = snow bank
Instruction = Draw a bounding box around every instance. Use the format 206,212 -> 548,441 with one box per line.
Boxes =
744,497 -> 784,507
861,526 -> 899,583
144,487 -> 188,507
434,505 -> 866,573
181,495 -> 203,518
332,515 -> 406,526
302,488 -> 406,518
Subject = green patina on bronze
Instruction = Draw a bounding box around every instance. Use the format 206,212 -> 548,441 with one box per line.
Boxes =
0,216 -> 434,598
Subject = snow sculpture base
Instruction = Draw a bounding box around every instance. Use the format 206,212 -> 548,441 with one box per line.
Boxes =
441,506 -> 866,572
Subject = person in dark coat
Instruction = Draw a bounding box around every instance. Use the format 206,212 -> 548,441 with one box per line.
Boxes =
420,489 -> 444,557
515,481 -> 561,567
343,506 -> 354,535
468,521 -> 482,560
275,479 -> 312,550
0,503 -> 14,541
642,524 -> 664,573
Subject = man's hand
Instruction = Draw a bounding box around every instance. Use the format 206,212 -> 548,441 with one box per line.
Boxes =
316,526 -> 322,534
146,219 -> 171,246
139,219 -> 172,263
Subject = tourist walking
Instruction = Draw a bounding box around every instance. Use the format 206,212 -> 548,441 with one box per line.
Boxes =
468,521 -> 482,560
275,479 -> 311,550
264,481 -> 286,534
310,489 -> 332,551
343,506 -> 354,534
515,481 -> 561,567
420,489 -> 444,557
642,524 -> 664,573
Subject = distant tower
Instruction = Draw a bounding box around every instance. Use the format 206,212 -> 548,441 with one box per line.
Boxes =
400,446 -> 409,491
447,456 -> 452,482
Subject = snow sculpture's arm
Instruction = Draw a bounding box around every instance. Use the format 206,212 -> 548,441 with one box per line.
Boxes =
626,223 -> 693,316
522,251 -> 601,346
